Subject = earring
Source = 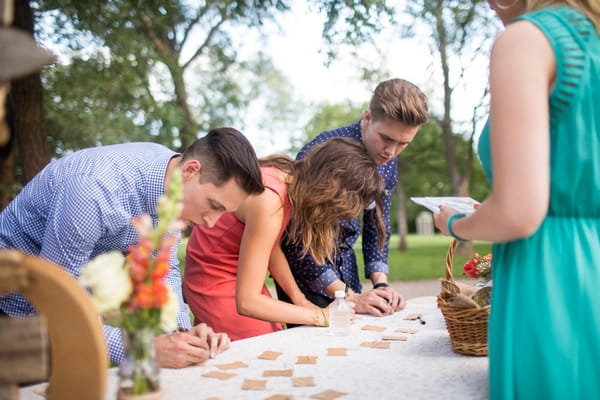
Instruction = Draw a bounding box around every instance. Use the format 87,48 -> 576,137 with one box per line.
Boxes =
495,0 -> 519,10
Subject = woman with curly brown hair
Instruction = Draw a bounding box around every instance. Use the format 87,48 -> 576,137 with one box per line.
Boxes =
183,137 -> 385,340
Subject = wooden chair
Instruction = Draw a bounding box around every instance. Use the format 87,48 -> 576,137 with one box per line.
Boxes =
0,249 -> 108,400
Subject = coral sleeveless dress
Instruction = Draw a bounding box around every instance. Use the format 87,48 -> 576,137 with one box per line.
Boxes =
183,167 -> 289,340
477,7 -> 600,399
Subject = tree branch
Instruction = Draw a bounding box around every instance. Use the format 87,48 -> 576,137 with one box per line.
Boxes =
180,4 -> 210,51
181,14 -> 228,71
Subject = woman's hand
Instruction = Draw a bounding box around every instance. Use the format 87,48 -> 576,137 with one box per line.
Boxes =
433,205 -> 460,235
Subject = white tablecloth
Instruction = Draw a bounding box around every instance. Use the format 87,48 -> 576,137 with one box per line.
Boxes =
20,296 -> 488,399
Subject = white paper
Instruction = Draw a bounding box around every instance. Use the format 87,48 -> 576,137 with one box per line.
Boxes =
410,196 -> 480,214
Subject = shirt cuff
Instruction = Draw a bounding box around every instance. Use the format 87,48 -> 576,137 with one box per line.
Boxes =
104,324 -> 125,364
177,306 -> 192,329
308,269 -> 340,296
365,261 -> 389,276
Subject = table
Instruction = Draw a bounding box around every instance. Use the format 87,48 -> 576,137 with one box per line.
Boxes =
20,296 -> 488,399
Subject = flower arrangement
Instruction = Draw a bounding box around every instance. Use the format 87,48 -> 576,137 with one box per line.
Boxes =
463,253 -> 492,279
79,170 -> 184,396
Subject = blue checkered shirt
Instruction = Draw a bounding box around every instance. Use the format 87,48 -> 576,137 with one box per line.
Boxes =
0,142 -> 192,363
281,122 -> 396,297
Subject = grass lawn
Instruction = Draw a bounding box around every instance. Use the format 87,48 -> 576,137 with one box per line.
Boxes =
357,234 -> 492,281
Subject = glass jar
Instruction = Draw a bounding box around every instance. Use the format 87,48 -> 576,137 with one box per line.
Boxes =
117,328 -> 161,399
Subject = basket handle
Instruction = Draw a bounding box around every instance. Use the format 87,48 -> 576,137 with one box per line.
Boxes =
444,239 -> 459,282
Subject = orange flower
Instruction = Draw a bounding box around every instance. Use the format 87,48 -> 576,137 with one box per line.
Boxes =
151,260 -> 169,281
150,281 -> 169,308
130,283 -> 154,309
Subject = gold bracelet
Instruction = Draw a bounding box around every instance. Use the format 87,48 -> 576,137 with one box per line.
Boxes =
312,308 -> 322,326
319,308 -> 329,327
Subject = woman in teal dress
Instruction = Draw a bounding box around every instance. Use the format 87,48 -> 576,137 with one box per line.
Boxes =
434,1 -> 600,398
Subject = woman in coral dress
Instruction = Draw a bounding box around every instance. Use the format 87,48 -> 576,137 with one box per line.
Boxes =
183,137 -> 385,340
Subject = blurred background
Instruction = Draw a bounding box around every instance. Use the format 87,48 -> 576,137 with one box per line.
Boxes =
1,0 -> 500,263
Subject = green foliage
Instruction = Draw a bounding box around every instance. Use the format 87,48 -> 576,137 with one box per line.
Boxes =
312,0 -> 394,62
404,0 -> 497,53
288,100 -> 367,153
43,56 -> 165,156
36,0 -> 293,155
304,100 -> 366,138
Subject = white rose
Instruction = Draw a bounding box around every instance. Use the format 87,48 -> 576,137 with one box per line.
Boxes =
79,251 -> 132,315
160,286 -> 179,332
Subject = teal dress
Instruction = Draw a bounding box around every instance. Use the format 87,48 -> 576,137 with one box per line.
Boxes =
477,6 -> 600,399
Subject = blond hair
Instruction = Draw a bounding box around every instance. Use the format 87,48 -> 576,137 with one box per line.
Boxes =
525,0 -> 600,29
369,78 -> 429,126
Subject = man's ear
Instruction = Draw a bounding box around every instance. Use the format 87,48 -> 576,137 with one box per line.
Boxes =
181,159 -> 202,181
362,109 -> 372,123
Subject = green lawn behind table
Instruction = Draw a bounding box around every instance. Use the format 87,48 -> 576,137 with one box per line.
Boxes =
358,234 -> 492,281
178,234 -> 492,283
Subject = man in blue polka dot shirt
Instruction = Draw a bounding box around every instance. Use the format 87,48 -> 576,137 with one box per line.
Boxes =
280,79 -> 429,316
0,127 -> 264,367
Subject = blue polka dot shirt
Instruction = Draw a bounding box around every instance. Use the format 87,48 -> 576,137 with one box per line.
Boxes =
0,142 -> 192,363
281,122 -> 396,297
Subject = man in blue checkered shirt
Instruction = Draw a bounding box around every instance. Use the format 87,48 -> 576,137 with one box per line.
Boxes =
279,79 -> 429,317
0,127 -> 264,368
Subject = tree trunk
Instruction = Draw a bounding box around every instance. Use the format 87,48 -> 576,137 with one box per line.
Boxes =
434,3 -> 473,257
396,164 -> 408,252
12,0 -> 50,185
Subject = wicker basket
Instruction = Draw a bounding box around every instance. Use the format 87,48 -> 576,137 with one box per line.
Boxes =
437,239 -> 490,356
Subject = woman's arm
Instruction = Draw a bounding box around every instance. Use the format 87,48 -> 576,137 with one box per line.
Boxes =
267,244 -> 313,308
235,189 -> 326,326
435,20 -> 553,242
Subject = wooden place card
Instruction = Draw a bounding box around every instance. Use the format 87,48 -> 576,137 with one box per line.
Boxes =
258,351 -> 283,360
202,370 -> 236,380
296,355 -> 318,364
327,348 -> 347,356
263,369 -> 293,377
241,379 -> 267,390
394,327 -> 418,334
360,324 -> 386,332
311,389 -> 349,399
360,341 -> 391,349
215,361 -> 248,370
292,376 -> 316,387
382,335 -> 408,341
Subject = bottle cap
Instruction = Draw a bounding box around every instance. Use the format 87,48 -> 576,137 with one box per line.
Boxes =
334,290 -> 345,298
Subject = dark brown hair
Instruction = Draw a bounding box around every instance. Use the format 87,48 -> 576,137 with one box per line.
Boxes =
181,127 -> 264,195
262,137 -> 385,265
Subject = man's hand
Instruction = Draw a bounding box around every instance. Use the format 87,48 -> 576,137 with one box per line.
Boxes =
349,286 -> 406,316
188,323 -> 230,358
374,286 -> 406,313
154,330 -> 210,368
154,323 -> 230,368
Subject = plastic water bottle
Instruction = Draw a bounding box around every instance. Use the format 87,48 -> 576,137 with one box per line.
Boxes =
329,290 -> 351,336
